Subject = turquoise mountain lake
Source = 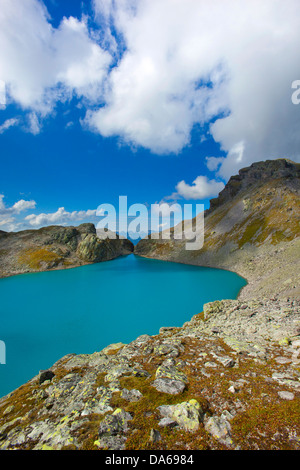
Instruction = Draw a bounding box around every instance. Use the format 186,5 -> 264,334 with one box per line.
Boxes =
0,254 -> 246,398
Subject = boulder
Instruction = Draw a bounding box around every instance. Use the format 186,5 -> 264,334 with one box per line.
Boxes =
158,399 -> 203,432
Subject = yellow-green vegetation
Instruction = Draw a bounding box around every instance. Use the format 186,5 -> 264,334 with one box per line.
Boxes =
200,179 -> 300,252
232,400 -> 300,450
18,247 -> 64,270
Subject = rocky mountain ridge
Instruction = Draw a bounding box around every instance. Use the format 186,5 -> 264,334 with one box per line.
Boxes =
0,223 -> 134,279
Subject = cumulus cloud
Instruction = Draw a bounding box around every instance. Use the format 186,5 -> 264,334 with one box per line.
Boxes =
0,195 -> 37,231
0,195 -> 98,232
0,194 -> 36,215
0,0 -> 111,116
25,207 -> 98,228
175,176 -> 225,201
206,157 -> 225,173
88,0 -> 300,172
1,0 -> 300,178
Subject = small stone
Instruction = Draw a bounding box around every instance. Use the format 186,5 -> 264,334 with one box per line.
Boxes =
121,388 -> 143,402
158,417 -> 178,428
149,429 -> 162,443
98,409 -> 132,437
211,327 -> 220,334
278,391 -> 295,400
204,362 -> 217,368
205,416 -> 233,446
278,337 -> 291,346
275,356 -> 292,364
39,370 -> 55,385
152,378 -> 186,395
132,369 -> 151,378
218,357 -> 236,368
158,399 -> 203,432
159,327 -> 177,335
101,343 -> 125,355
3,405 -> 14,416
95,435 -> 126,450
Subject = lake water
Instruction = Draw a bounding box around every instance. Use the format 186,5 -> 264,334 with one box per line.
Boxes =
0,254 -> 246,398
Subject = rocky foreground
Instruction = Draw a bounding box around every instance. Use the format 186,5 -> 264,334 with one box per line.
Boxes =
0,296 -> 299,450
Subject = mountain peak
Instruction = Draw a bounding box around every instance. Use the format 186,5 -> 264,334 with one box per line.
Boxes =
208,158 -> 300,214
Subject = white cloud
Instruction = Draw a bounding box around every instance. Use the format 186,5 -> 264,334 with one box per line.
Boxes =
0,0 -> 111,117
0,194 -> 36,215
0,118 -> 19,134
175,176 -> 225,200
206,157 -> 225,172
89,0 -> 300,170
11,199 -> 37,214
26,112 -> 42,135
1,0 -> 300,178
25,207 -> 98,228
0,194 -> 99,232
0,217 -> 15,228
0,195 -> 37,232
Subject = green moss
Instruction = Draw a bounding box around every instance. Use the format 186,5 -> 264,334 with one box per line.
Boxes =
231,400 -> 300,450
18,248 -> 64,270
238,218 -> 266,247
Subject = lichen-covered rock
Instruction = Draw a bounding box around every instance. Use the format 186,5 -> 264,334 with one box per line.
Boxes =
151,378 -> 186,395
98,408 -> 132,437
158,399 -> 203,432
204,415 -> 233,447
121,388 -> 143,402
155,360 -> 188,384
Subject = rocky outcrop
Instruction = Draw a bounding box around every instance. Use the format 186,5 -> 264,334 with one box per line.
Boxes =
135,159 -> 300,300
0,223 -> 134,278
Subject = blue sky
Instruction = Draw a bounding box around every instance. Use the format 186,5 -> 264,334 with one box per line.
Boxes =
0,0 -> 299,234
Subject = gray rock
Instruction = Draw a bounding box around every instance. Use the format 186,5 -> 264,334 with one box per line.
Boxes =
98,409 -> 132,437
152,378 -> 186,395
149,429 -> 162,443
278,391 -> 295,400
121,388 -> 143,402
205,416 -> 233,446
95,435 -> 127,450
158,400 -> 203,432
39,370 -> 55,385
158,417 -> 178,428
